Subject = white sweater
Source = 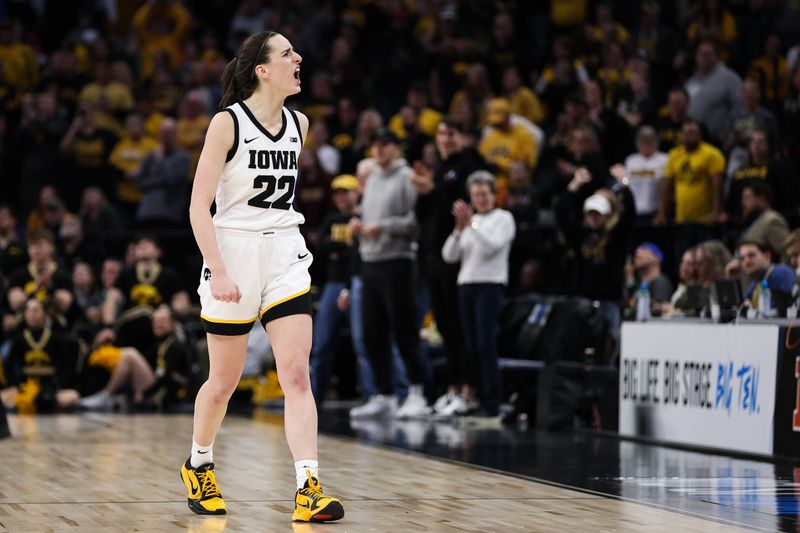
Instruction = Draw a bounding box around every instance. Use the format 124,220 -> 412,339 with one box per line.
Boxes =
441,208 -> 516,285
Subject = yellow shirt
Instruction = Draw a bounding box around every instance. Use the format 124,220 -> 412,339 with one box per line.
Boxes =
0,43 -> 38,91
665,142 -> 725,223
177,115 -> 211,180
479,124 -> 538,205
388,107 -> 443,138
109,136 -> 159,203
747,56 -> 788,102
132,2 -> 190,79
509,87 -> 546,125
79,82 -> 135,133
551,0 -> 588,28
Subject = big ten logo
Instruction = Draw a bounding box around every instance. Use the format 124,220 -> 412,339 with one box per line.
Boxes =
793,356 -> 800,432
716,361 -> 760,415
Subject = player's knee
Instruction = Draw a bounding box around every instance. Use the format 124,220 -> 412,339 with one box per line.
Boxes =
280,365 -> 310,396
207,377 -> 239,404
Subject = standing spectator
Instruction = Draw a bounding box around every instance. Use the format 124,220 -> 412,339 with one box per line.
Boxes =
655,86 -> 691,152
738,182 -> 790,257
16,92 -> 69,217
134,118 -> 190,230
478,98 -> 538,205
739,240 -> 797,315
388,82 -> 444,139
442,171 -> 515,418
0,205 -> 26,278
78,187 -> 122,260
726,130 -> 799,223
747,34 -> 789,115
176,91 -> 211,180
59,102 -> 118,208
501,65 -> 546,126
349,129 -> 427,419
108,114 -> 159,218
685,41 -> 742,143
556,171 -> 635,357
77,62 -> 134,134
685,1 -> 738,62
449,63 -> 494,128
630,243 -> 673,316
295,150 -> 332,232
621,126 -> 668,221
725,80 -> 780,151
583,79 -> 632,165
411,118 -> 485,416
309,121 -> 341,176
132,0 -> 190,80
656,119 -> 725,254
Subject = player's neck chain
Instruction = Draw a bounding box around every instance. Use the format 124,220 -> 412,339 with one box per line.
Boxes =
136,262 -> 162,284
23,327 -> 52,351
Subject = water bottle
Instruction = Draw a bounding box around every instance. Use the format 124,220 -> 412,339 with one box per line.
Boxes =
758,279 -> 772,318
636,282 -> 651,322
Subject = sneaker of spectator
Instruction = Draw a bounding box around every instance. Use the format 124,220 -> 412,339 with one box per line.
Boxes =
349,395 -> 398,419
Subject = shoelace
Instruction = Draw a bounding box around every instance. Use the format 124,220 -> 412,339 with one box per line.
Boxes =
301,469 -> 323,497
198,469 -> 221,498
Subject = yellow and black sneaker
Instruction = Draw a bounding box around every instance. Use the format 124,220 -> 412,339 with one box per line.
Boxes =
180,459 -> 227,515
292,471 -> 345,522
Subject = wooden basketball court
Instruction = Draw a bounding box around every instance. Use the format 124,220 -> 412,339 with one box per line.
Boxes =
0,413 -> 753,532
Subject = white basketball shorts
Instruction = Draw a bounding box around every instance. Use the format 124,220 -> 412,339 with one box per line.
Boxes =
198,227 -> 313,335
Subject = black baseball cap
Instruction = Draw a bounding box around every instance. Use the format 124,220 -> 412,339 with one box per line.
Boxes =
375,128 -> 400,145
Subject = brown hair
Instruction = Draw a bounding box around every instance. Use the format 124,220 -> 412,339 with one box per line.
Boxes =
219,31 -> 277,110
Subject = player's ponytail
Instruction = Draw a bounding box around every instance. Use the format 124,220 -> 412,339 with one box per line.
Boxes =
220,31 -> 277,110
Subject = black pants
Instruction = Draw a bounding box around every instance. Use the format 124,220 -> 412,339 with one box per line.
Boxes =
427,259 -> 470,388
361,259 -> 423,394
458,283 -> 505,414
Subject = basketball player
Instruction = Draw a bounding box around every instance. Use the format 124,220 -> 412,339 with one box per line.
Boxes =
179,31 -> 344,523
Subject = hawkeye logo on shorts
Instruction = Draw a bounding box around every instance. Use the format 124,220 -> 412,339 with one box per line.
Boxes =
203,267 -> 211,281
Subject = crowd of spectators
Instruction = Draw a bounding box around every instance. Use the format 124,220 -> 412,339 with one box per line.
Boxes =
2,0 -> 800,419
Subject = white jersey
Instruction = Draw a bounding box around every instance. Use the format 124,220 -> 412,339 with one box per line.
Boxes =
213,101 -> 305,232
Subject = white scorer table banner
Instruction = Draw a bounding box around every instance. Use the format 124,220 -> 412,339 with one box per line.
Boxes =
619,322 -> 779,455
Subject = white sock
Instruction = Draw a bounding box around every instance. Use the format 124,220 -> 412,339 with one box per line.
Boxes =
295,459 -> 319,489
191,438 -> 213,468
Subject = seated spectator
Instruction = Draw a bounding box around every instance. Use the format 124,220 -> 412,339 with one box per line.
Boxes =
295,150 -> 332,232
616,70 -> 657,130
78,187 -> 122,258
536,36 -> 590,116
739,240 -> 797,316
621,126 -> 668,221
783,230 -> 800,289
630,243 -> 673,316
1,299 -> 79,413
442,171 -> 515,417
505,161 -> 537,226
670,248 -> 700,313
6,230 -> 73,321
149,304 -> 194,409
694,240 -> 733,313
449,63 -> 494,128
555,126 -> 612,202
738,182 -> 790,258
686,4 -> 738,65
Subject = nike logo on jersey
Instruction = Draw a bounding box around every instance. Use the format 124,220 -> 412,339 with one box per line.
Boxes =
244,137 -> 259,144
248,149 -> 298,170
298,252 -> 309,260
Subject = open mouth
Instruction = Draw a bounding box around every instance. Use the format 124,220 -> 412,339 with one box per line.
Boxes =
294,67 -> 300,81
